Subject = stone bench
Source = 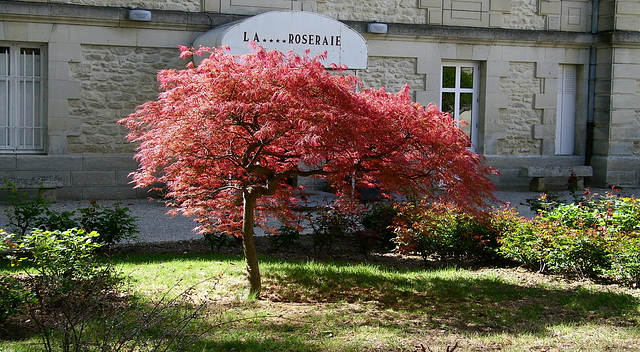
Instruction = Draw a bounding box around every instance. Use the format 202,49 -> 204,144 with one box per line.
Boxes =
518,166 -> 593,192
2,176 -> 64,202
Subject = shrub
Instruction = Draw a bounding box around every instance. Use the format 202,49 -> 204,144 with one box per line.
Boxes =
360,202 -> 399,246
393,202 -> 497,265
2,184 -> 49,237
7,228 -> 107,279
606,234 -> 640,286
1,228 -> 125,348
524,191 -> 564,214
497,193 -> 640,282
2,190 -> 139,246
36,208 -> 79,233
0,276 -> 33,324
543,226 -> 610,276
350,230 -> 381,257
77,202 -> 139,245
492,209 -> 544,271
203,231 -> 239,252
267,226 -> 301,250
1,228 -> 211,351
311,209 -> 357,254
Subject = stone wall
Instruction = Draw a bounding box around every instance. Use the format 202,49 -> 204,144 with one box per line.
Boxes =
11,0 -> 201,12
501,0 -> 546,30
358,57 -> 425,93
67,45 -> 186,154
317,0 -> 427,24
497,63 -> 544,155
599,0 -> 640,31
11,0 -> 596,33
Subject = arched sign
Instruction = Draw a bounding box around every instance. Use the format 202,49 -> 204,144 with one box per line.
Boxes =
193,11 -> 368,69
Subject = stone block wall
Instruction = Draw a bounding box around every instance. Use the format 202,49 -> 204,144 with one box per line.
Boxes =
10,0 -> 596,32
358,57 -> 425,94
2,0 -> 640,197
318,0 -> 427,24
10,0 -> 201,12
590,36 -> 640,187
599,0 -> 640,32
67,45 -> 186,154
497,63 -> 544,155
0,154 -> 149,199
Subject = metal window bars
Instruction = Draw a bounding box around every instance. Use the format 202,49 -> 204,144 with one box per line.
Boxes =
0,45 -> 45,152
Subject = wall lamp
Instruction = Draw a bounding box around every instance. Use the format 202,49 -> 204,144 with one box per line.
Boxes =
367,23 -> 388,34
129,9 -> 152,22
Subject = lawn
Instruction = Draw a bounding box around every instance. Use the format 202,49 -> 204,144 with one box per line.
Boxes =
3,246 -> 639,352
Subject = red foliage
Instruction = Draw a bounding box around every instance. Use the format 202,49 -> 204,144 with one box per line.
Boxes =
119,45 -> 498,236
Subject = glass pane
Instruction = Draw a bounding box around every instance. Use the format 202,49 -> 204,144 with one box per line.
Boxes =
441,92 -> 455,117
460,67 -> 474,89
0,77 -> 8,147
33,82 -> 41,127
459,92 -> 473,139
18,79 -> 42,148
0,81 -> 7,147
0,47 -> 9,76
442,66 -> 456,88
20,48 -> 41,77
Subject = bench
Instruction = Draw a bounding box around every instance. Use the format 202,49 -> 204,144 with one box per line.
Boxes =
518,166 -> 593,192
2,176 -> 64,203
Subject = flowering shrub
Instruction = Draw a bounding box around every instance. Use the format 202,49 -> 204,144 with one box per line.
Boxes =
496,191 -> 640,284
393,202 -> 497,265
490,207 -> 542,270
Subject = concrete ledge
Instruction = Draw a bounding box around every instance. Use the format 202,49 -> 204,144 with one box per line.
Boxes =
519,166 -> 593,192
1,175 -> 64,203
518,166 -> 593,178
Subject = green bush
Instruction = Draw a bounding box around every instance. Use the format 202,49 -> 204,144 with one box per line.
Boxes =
0,276 -> 34,324
2,228 -> 208,351
267,226 -> 301,250
360,202 -> 399,246
2,185 -> 49,237
492,210 -> 543,270
2,186 -> 138,245
203,231 -> 239,252
76,202 -> 139,245
496,193 -> 640,283
393,202 -> 497,265
311,209 -> 357,253
2,229 -> 128,350
606,235 -> 640,286
7,228 -> 106,279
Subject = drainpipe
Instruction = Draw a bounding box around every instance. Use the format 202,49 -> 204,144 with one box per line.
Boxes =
585,0 -> 599,166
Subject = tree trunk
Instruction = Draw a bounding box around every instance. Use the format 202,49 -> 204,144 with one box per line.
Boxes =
241,191 -> 261,296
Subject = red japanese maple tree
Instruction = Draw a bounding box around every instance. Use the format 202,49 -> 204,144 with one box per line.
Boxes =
120,45 -> 497,295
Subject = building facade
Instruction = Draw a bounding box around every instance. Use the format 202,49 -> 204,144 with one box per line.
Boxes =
0,0 -> 639,199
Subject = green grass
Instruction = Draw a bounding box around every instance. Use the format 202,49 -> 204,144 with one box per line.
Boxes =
2,253 -> 640,351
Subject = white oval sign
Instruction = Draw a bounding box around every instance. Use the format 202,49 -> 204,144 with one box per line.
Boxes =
193,11 -> 368,69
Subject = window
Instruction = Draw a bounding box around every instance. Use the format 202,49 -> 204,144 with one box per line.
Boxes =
555,64 -> 576,155
440,62 -> 479,151
0,44 -> 45,153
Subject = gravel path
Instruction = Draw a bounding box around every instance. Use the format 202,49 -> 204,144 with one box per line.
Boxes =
2,187 -> 638,243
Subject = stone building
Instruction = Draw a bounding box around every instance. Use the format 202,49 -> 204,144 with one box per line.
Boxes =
0,0 -> 638,199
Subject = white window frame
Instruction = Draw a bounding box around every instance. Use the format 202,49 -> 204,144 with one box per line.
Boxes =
0,43 -> 46,153
440,61 -> 480,152
556,64 -> 576,156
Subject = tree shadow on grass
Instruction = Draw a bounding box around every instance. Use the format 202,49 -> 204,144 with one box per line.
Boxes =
260,258 -> 640,336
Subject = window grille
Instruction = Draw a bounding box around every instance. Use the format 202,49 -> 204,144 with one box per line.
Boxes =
0,44 -> 45,152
